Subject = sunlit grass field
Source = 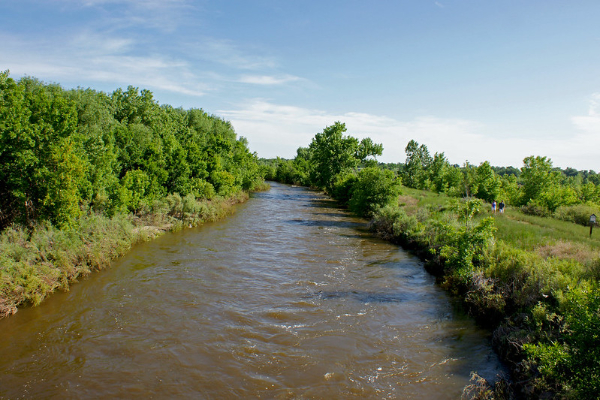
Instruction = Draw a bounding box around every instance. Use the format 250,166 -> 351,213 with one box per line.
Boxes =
401,186 -> 600,263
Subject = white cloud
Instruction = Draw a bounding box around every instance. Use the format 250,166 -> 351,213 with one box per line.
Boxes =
218,99 -> 488,163
0,32 -> 209,97
220,99 -> 599,170
567,93 -> 600,170
67,0 -> 196,32
71,32 -> 135,55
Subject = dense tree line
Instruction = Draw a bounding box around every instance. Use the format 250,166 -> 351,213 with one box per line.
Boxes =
397,140 -> 600,223
0,71 -> 263,230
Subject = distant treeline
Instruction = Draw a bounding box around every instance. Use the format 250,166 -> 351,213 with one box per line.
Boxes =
0,71 -> 263,230
262,138 -> 600,224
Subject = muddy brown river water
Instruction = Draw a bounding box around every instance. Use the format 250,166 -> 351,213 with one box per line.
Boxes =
0,182 -> 505,399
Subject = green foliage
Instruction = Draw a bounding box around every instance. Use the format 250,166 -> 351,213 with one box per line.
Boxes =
120,169 -> 150,213
520,156 -> 563,208
330,171 -> 358,206
473,161 -> 501,203
308,121 -> 382,191
0,73 -> 87,228
429,152 -> 453,193
440,199 -> 496,273
536,185 -> 579,213
402,139 -> 432,189
348,167 -> 401,217
0,214 -> 135,317
524,282 -> 600,398
553,204 -> 598,226
397,139 -> 600,230
273,158 -> 301,184
0,71 -> 264,229
498,174 -> 520,206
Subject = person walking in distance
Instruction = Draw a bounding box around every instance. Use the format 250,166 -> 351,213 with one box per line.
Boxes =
492,201 -> 497,213
499,200 -> 505,214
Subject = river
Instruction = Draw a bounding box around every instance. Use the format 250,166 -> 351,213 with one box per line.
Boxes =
0,182 -> 504,399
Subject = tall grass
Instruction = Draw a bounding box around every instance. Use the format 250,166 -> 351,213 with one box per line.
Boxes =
0,191 -> 253,319
0,214 -> 136,318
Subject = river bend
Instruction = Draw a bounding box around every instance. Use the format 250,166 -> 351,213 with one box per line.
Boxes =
0,182 -> 504,399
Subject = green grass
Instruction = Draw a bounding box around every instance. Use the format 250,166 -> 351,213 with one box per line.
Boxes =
399,186 -> 600,264
0,191 -> 252,319
494,211 -> 600,249
399,187 -> 449,211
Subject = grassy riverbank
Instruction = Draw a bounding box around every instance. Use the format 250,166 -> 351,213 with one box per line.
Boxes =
370,187 -> 600,399
0,190 -> 257,319
0,73 -> 271,319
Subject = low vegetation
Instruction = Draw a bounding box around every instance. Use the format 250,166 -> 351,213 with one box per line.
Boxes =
0,192 -> 249,319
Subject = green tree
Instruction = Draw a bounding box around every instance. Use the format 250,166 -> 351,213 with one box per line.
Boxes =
308,122 -> 382,191
349,167 -> 401,217
402,140 -> 432,189
67,87 -> 120,208
119,169 -> 150,214
0,74 -> 86,228
429,152 -> 450,193
440,198 -> 496,273
520,156 -> 560,206
473,161 -> 501,203
498,174 -> 520,206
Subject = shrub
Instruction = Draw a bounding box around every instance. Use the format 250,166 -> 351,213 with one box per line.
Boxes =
524,282 -> 600,398
330,171 -> 357,206
521,201 -> 551,217
191,178 -> 216,200
553,203 -> 598,226
349,167 -> 401,218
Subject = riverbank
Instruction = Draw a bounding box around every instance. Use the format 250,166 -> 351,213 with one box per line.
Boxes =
370,187 -> 600,399
0,190 -> 257,319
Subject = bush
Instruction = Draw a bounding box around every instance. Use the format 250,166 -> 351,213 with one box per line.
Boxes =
0,214 -> 136,318
524,282 -> 600,398
191,179 -> 216,200
554,203 -> 598,226
330,171 -> 357,206
521,201 -> 551,217
349,167 -> 401,218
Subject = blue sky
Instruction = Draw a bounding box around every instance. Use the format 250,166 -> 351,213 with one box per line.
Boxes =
1,1 -> 600,170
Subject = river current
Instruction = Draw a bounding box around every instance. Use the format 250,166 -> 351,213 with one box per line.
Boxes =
0,182 -> 504,399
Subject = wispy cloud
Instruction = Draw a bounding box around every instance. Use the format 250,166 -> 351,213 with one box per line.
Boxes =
1,0 -> 302,102
65,0 -> 197,32
193,38 -> 278,70
218,99 -> 486,163
220,99 -> 598,170
0,32 -> 209,96
572,93 -> 600,130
